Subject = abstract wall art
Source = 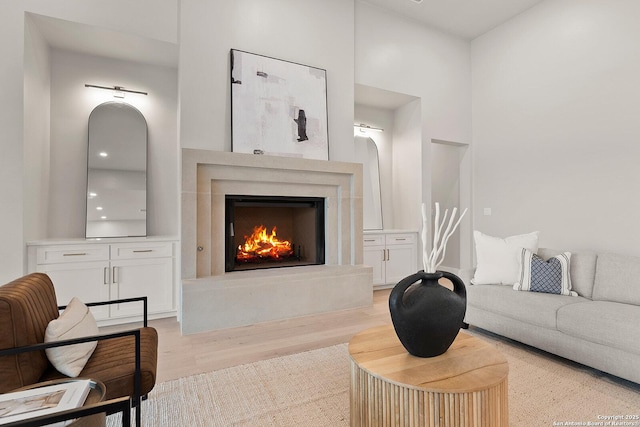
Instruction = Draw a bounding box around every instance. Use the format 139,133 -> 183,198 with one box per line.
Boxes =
230,49 -> 329,160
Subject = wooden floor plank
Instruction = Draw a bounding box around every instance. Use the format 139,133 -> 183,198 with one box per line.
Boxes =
103,289 -> 393,382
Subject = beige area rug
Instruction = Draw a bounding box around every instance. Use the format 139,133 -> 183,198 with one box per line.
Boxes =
107,332 -> 640,426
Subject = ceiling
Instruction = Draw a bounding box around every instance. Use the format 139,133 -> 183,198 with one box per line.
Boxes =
360,0 -> 545,40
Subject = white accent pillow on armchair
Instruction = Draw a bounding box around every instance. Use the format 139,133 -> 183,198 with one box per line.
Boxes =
45,297 -> 99,377
472,230 -> 540,285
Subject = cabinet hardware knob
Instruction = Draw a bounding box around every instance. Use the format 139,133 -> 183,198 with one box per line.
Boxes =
197,246 -> 204,252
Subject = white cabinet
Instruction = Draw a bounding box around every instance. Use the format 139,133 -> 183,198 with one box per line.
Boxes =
27,238 -> 177,325
35,260 -> 111,320
363,232 -> 418,288
363,234 -> 386,286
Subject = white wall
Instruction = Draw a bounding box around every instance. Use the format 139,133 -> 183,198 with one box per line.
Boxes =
21,0 -> 178,44
179,0 -> 356,162
0,6 -> 29,283
0,1 -> 177,283
472,0 -> 640,257
355,0 -> 471,235
24,14 -> 51,243
393,99 -> 423,231
48,49 -> 179,238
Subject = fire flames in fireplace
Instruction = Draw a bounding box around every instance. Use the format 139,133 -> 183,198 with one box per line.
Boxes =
236,225 -> 294,263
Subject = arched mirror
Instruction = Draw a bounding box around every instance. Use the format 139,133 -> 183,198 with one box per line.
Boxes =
354,135 -> 383,230
86,102 -> 147,238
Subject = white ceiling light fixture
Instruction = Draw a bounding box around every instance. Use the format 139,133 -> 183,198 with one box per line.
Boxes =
409,0 -> 424,3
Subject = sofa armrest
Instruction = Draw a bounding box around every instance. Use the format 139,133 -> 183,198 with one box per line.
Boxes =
0,329 -> 143,419
0,396 -> 131,427
59,296 -> 148,327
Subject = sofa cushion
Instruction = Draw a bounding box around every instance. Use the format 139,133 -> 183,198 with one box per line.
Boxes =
0,273 -> 60,393
514,249 -> 576,296
466,283 -> 586,329
557,301 -> 640,356
592,253 -> 640,305
472,230 -> 540,285
537,249 -> 597,299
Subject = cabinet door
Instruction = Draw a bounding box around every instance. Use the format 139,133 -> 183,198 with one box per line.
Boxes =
385,245 -> 418,284
109,258 -> 174,319
363,246 -> 386,286
35,262 -> 111,320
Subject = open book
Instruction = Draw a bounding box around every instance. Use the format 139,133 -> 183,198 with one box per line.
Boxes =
0,379 -> 91,426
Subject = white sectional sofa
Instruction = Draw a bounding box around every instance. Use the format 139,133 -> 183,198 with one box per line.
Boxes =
464,248 -> 640,384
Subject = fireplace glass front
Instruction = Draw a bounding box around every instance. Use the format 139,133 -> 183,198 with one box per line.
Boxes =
225,195 -> 325,272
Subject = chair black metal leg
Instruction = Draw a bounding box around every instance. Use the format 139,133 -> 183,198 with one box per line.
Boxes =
123,401 -> 132,427
135,398 -> 142,427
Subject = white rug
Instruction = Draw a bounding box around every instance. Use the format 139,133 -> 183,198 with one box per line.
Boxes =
108,344 -> 349,426
107,332 -> 640,426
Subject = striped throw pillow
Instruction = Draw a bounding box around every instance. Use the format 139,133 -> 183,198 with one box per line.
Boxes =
514,249 -> 577,296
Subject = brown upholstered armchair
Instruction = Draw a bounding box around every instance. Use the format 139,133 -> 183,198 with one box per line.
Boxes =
0,273 -> 158,426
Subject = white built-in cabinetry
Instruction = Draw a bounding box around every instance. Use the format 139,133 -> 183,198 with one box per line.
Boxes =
363,231 -> 418,288
27,238 -> 178,326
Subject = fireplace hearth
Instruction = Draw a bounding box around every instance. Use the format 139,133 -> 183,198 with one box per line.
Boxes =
225,195 -> 325,272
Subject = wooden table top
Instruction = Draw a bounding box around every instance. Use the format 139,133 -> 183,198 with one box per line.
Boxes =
348,324 -> 509,393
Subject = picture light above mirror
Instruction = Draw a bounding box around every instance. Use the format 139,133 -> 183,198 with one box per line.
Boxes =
354,123 -> 384,133
85,83 -> 148,99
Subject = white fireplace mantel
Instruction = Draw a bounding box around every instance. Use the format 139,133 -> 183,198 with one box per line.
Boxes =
180,149 -> 372,334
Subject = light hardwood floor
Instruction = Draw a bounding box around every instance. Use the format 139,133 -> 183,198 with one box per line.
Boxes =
142,289 -> 393,383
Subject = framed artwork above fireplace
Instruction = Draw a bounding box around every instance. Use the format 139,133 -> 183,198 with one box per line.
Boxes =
230,49 -> 329,160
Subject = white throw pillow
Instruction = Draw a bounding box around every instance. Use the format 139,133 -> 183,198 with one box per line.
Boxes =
471,230 -> 540,285
45,297 -> 99,377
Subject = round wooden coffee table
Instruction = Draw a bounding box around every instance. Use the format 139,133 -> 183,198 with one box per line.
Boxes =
349,325 -> 509,427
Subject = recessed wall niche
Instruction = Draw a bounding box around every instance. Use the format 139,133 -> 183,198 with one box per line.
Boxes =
24,13 -> 179,240
354,83 -> 421,233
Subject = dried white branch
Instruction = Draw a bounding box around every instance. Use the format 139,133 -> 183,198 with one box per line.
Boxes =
421,202 -> 467,273
430,208 -> 454,272
429,206 -> 447,272
434,208 -> 467,270
421,204 -> 430,272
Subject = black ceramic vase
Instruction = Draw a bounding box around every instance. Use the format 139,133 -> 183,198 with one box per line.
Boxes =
389,270 -> 467,358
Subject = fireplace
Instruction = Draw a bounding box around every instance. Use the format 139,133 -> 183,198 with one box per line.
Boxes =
225,195 -> 325,272
181,149 -> 371,334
